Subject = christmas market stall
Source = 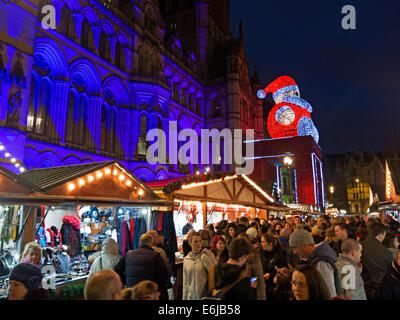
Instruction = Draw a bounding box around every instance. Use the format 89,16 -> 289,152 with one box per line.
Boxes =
146,171 -> 290,236
0,161 -> 177,299
146,171 -> 289,299
0,166 -> 39,298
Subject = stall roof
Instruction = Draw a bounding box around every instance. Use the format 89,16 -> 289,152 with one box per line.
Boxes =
146,173 -> 289,211
19,161 -> 119,191
0,166 -> 37,193
17,161 -> 161,202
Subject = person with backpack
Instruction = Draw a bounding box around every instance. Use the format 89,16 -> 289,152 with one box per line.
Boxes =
204,238 -> 256,300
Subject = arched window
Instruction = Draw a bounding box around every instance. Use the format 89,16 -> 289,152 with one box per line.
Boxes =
138,52 -> 148,74
81,18 -> 93,50
76,95 -> 88,145
108,107 -> 117,153
26,77 -> 36,132
99,105 -> 107,151
189,93 -> 195,111
60,5 -> 74,38
212,98 -> 222,117
181,88 -> 187,106
35,80 -> 51,135
99,30 -> 110,61
172,82 -> 179,101
65,91 -> 76,143
115,42 -> 124,70
137,114 -> 148,156
196,98 -> 202,115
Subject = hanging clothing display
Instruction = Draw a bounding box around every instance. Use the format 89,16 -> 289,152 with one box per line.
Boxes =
118,220 -> 130,256
129,217 -> 135,250
36,226 -> 46,247
158,212 -> 164,232
60,215 -> 82,256
132,216 -> 147,250
47,226 -> 62,248
163,211 -> 178,268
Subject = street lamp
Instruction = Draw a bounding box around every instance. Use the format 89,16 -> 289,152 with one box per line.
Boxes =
329,186 -> 334,194
284,156 -> 293,166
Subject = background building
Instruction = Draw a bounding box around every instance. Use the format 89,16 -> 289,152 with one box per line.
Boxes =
324,150 -> 386,214
0,0 -> 263,181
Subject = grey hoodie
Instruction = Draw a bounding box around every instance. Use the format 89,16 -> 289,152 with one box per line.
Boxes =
89,238 -> 122,276
336,254 -> 367,300
182,248 -> 216,300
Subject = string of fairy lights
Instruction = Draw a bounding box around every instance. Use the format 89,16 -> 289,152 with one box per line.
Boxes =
0,142 -> 26,173
66,165 -> 145,198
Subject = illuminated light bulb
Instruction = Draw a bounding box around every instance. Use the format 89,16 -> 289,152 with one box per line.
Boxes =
78,179 -> 85,186
11,158 -> 16,163
5,152 -> 10,158
257,89 -> 267,99
119,174 -> 125,181
15,163 -> 20,167
0,145 -> 4,151
88,175 -> 94,182
113,169 -> 118,176
19,167 -> 25,172
205,167 -> 210,172
96,171 -> 103,178
196,171 -> 200,175
68,183 -> 75,191
138,189 -> 144,196
105,168 -> 111,175
126,180 -> 132,186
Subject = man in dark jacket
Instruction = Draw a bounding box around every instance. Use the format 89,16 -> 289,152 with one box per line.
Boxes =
377,250 -> 400,300
289,225 -> 340,299
361,222 -> 393,300
213,238 -> 256,300
114,233 -> 169,299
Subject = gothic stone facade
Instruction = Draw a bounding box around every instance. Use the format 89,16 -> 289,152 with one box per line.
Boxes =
0,0 -> 263,181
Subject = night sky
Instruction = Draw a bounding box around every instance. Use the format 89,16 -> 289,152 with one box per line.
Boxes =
230,0 -> 400,155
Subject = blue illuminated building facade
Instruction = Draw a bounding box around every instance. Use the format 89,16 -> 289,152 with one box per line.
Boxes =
0,0 -> 264,181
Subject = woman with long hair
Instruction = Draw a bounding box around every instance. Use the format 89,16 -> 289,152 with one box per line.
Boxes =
225,222 -> 238,247
291,264 -> 331,300
182,231 -> 217,300
260,232 -> 287,300
210,235 -> 229,264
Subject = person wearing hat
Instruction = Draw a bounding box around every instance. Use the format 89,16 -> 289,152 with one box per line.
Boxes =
246,227 -> 258,241
8,263 -> 48,300
288,225 -> 340,299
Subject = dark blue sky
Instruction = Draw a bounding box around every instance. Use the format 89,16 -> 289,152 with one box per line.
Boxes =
230,0 -> 400,154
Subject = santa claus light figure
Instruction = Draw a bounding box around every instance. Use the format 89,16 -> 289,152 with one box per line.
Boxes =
257,76 -> 319,143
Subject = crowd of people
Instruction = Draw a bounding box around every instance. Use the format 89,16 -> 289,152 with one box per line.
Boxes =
5,213 -> 400,301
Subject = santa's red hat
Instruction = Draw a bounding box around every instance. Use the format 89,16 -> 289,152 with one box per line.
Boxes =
257,76 -> 299,101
